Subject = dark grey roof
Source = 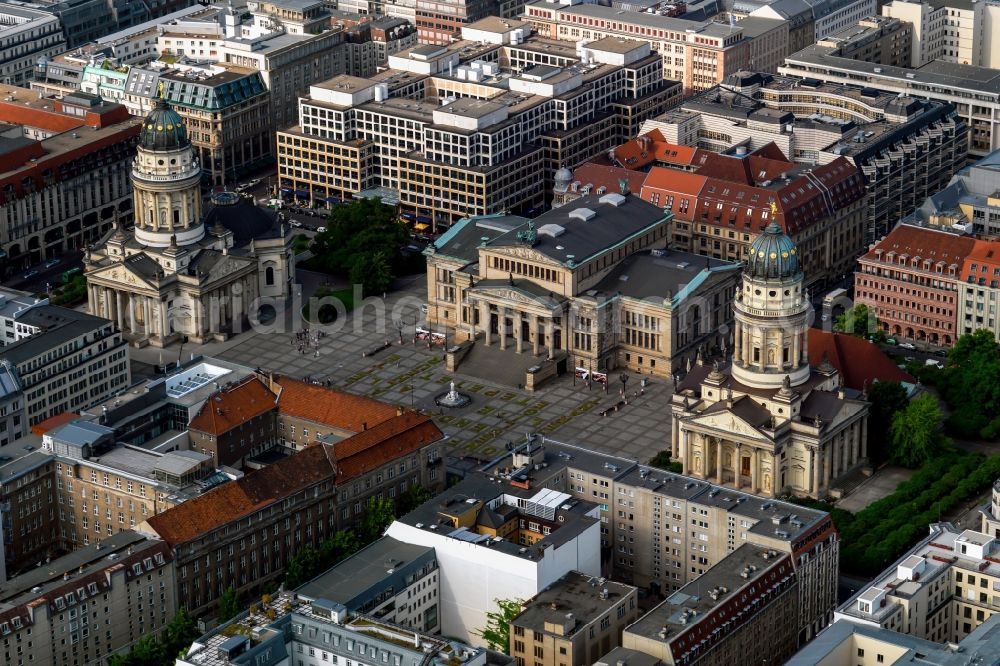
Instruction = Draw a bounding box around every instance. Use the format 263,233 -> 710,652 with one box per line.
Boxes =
512,572 -> 635,636
433,195 -> 667,268
202,198 -> 282,246
595,647 -> 663,666
590,250 -> 738,301
0,306 -> 110,366
123,253 -> 162,280
294,536 -> 436,609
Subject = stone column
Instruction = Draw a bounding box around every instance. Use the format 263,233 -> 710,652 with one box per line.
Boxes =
861,417 -> 869,461
812,446 -> 822,496
681,431 -> 689,475
499,309 -> 507,351
515,312 -> 523,353
128,295 -> 136,334
750,447 -> 758,493
757,327 -> 766,371
546,318 -> 555,359
852,423 -> 860,467
823,441 -> 832,491
734,443 -> 743,489
733,320 -> 742,364
158,299 -> 168,341
208,293 -> 218,334
482,303 -> 492,346
532,313 -> 540,356
801,328 -> 809,364
715,438 -> 723,484
671,417 -> 679,459
115,291 -> 125,333
791,329 -> 800,370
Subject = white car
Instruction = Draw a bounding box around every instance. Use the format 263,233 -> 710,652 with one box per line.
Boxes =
289,220 -> 303,228
898,342 -> 917,350
316,226 -> 326,233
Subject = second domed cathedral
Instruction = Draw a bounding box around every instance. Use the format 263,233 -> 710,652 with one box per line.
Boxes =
84,96 -> 294,347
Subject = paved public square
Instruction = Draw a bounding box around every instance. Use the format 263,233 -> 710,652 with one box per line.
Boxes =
130,275 -> 675,465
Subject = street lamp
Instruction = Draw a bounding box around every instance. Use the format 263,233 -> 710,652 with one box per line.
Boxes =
620,371 -> 629,398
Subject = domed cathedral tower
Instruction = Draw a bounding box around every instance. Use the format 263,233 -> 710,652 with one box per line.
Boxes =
131,96 -> 204,248
731,222 -> 811,389
669,222 -> 870,502
84,92 -> 293,348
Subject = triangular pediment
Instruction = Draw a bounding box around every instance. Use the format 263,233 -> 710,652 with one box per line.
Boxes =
87,261 -> 156,288
686,410 -> 770,441
489,244 -> 565,268
468,283 -> 562,309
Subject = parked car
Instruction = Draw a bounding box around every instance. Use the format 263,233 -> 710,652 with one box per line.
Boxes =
316,226 -> 326,233
884,337 -> 897,345
289,220 -> 303,228
44,259 -> 60,269
925,359 -> 944,368
22,269 -> 38,279
933,349 -> 948,357
898,342 -> 917,350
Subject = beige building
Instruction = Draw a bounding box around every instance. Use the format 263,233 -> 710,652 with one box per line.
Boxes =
425,194 -> 741,378
480,437 -> 840,645
510,572 -> 640,666
0,530 -> 175,666
816,15 -> 912,66
982,479 -> 1000,539
277,18 -> 679,226
670,223 -> 869,499
85,95 -> 293,347
836,523 -> 1000,645
623,545 -> 800,665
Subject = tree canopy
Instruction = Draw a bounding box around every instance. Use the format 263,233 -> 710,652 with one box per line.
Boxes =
476,599 -> 523,653
310,199 -> 408,295
217,587 -> 241,623
360,496 -> 396,544
834,304 -> 881,339
866,381 -> 909,466
397,484 -> 434,516
889,393 -> 951,467
936,330 -> 1000,439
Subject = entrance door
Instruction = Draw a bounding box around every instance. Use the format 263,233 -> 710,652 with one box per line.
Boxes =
490,312 -> 498,335
740,454 -> 751,477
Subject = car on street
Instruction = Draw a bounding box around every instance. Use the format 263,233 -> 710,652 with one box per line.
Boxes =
316,226 -> 326,233
289,220 -> 303,228
933,349 -> 948,357
898,342 -> 917,350
22,269 -> 38,279
44,259 -> 59,269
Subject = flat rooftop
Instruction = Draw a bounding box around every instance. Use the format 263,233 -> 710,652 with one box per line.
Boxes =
513,572 -> 635,636
465,16 -> 530,33
591,250 -> 739,302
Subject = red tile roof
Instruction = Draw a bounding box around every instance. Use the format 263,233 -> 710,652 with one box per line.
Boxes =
31,411 -> 78,436
608,130 -> 711,171
188,377 -> 277,436
270,376 -> 400,432
862,224 -> 975,268
144,442 -> 339,546
807,329 -> 914,391
960,239 -> 1000,284
145,412 -> 442,546
566,163 -> 648,196
334,412 -> 442,481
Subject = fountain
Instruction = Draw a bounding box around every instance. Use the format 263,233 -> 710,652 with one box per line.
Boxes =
435,381 -> 471,408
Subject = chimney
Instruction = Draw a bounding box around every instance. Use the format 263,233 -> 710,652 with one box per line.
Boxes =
362,422 -> 367,431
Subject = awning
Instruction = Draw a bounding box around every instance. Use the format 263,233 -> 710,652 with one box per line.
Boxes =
413,222 -> 430,230
294,190 -> 310,198
279,187 -> 292,194
400,212 -> 416,221
416,215 -> 432,224
324,196 -> 341,204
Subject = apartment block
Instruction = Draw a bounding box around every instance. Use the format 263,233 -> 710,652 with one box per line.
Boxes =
343,16 -> 419,78
787,614 -> 1000,665
854,223 -> 973,346
0,530 -> 175,666
178,592 -> 497,666
384,475 -> 603,646
836,523 -> 1000,645
749,0 -> 877,45
882,0 -> 1000,69
634,140 -> 867,289
622,545 -> 799,665
510,572 -> 640,666
0,85 -> 139,264
0,3 -> 66,85
277,18 -> 679,227
295,536 -> 442,633
982,479 -> 1000,539
815,15 -> 912,66
780,43 -> 1000,157
0,305 -> 129,426
525,2 -> 779,92
139,412 -> 445,617
640,70 -> 967,246
479,437 -> 839,645
0,450 -> 57,578
188,376 -> 278,468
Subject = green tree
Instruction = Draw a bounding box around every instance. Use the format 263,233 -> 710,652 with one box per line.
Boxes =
889,394 -> 951,467
476,598 -> 523,653
349,250 -> 393,297
108,634 -> 164,666
311,198 -> 408,277
360,496 -> 396,544
648,451 -> 682,473
866,381 -> 909,465
398,484 -> 434,515
319,529 -> 361,567
217,586 -> 241,623
285,544 -> 321,589
834,304 -> 879,337
162,608 -> 199,661
937,330 -> 1000,438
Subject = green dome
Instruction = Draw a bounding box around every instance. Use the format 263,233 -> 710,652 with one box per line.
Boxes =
139,98 -> 188,151
746,222 -> 800,279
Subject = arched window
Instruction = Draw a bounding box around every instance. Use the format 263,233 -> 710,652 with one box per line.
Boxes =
265,266 -> 275,286
173,209 -> 180,227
